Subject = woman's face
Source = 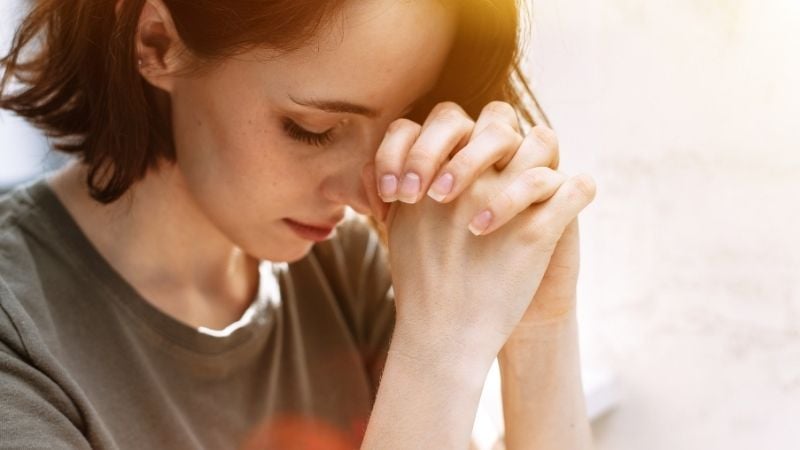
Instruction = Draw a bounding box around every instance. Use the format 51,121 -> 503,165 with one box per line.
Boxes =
162,0 -> 456,263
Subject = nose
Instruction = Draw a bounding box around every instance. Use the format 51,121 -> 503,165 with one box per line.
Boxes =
319,161 -> 375,216
320,123 -> 396,218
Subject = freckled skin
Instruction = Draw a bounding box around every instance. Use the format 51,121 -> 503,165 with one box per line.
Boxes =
166,0 -> 456,263
48,0 -> 456,329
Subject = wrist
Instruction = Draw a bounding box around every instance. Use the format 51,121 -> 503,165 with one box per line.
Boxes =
364,324 -> 494,450
501,310 -> 578,356
389,321 -> 497,388
517,292 -> 578,329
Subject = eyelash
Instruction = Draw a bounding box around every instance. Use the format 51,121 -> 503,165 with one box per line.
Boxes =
281,118 -> 335,147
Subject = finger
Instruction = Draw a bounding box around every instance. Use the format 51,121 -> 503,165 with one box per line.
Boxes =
533,126 -> 560,171
467,167 -> 568,236
397,102 -> 474,204
426,121 -> 523,203
471,102 -> 523,171
472,101 -> 522,143
501,126 -> 561,177
375,119 -> 422,202
522,173 -> 597,243
362,162 -> 390,223
425,102 -> 520,203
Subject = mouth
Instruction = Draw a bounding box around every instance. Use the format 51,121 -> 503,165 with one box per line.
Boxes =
282,217 -> 341,242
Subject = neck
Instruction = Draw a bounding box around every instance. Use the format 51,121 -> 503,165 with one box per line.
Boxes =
49,161 -> 260,330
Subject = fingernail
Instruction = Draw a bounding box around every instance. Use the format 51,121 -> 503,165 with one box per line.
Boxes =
399,172 -> 421,203
468,210 -> 493,236
379,174 -> 398,201
427,173 -> 454,203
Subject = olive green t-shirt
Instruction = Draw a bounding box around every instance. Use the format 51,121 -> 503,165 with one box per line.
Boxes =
0,179 -> 396,449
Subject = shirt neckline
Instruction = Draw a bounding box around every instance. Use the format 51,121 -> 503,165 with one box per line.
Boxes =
21,178 -> 279,356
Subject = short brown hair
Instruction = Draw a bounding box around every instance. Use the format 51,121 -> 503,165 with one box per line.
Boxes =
1,0 -> 548,204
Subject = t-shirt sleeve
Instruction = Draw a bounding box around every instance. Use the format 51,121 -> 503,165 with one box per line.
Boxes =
0,283 -> 91,449
325,218 -> 396,400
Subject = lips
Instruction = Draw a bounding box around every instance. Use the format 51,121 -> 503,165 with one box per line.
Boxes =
282,216 -> 343,242
287,217 -> 342,230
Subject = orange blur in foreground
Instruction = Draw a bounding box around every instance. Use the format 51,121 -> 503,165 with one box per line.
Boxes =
240,414 -> 368,450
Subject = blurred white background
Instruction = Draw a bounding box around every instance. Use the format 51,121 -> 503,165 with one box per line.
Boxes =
0,0 -> 52,190
2,0 -> 799,448
524,0 -> 799,448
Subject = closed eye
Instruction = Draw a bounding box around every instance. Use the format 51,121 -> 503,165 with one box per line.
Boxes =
281,117 -> 335,147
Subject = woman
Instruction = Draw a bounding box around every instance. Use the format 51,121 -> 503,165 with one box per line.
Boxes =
0,0 -> 596,448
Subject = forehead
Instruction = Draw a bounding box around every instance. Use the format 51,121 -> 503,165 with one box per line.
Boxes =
254,0 -> 457,116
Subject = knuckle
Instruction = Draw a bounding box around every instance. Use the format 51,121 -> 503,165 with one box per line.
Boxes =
519,167 -> 548,192
447,150 -> 480,176
526,126 -> 560,170
432,100 -> 463,114
406,143 -> 439,165
436,110 -> 471,132
570,173 -> 597,201
387,118 -> 421,136
482,120 -> 522,145
493,189 -> 516,212
431,102 -> 468,123
530,125 -> 559,150
481,101 -> 516,117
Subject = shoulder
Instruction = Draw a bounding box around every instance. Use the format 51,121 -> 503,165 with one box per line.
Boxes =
0,180 -> 38,234
0,178 -> 58,258
0,179 -> 54,289
0,180 -> 68,356
0,242 -> 38,361
0,181 -> 45,306
0,276 -> 25,357
0,274 -> 90,449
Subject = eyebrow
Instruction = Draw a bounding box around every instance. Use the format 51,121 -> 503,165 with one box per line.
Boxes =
289,95 -> 380,118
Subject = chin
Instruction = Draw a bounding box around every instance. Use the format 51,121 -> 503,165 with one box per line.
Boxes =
253,241 -> 315,264
237,221 -> 322,263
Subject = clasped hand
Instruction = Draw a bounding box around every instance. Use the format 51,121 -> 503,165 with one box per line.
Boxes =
363,101 -> 597,359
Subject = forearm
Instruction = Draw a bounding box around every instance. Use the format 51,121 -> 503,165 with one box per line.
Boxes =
361,325 -> 494,449
497,312 -> 593,450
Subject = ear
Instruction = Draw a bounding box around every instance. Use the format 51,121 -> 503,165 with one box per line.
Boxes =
130,0 -> 184,92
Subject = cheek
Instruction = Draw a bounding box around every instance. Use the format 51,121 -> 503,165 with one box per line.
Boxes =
171,86 -> 292,199
168,86 -> 322,253
168,92 -> 325,259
